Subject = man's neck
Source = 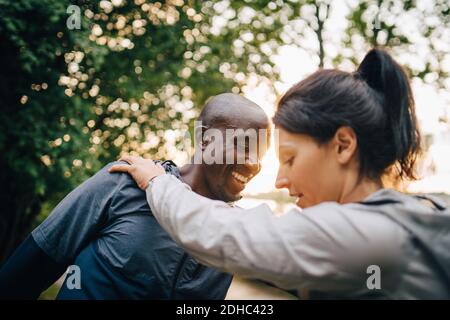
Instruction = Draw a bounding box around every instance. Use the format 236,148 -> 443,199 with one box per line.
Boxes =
179,163 -> 216,200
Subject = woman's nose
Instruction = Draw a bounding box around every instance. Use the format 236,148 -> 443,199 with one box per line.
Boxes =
275,176 -> 289,190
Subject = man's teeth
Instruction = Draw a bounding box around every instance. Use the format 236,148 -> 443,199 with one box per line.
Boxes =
232,171 -> 249,183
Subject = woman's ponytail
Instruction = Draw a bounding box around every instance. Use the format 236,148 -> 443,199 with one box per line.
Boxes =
357,48 -> 421,179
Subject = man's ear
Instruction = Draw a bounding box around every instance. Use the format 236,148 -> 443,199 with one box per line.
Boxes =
195,125 -> 210,151
333,126 -> 357,165
201,134 -> 212,150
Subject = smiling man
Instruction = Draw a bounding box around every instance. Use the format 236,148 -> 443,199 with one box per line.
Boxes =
0,93 -> 270,300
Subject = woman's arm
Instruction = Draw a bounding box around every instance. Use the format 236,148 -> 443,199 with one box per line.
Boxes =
108,159 -> 306,288
146,175 -> 406,292
146,174 -> 316,289
109,157 -> 405,292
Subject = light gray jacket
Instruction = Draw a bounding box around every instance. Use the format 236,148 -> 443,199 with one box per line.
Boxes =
146,174 -> 450,299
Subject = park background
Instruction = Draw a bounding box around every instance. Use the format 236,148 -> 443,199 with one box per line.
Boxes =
1,0 -> 449,299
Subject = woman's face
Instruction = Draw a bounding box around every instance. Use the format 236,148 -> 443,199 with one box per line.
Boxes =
275,127 -> 351,208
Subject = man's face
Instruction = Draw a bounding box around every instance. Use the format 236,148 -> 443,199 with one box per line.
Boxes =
201,117 -> 270,202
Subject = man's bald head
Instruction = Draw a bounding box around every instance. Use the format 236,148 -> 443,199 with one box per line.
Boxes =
198,93 -> 268,129
193,93 -> 270,202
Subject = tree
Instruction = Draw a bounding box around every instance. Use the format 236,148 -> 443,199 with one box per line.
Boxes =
0,0 -> 94,261
341,0 -> 450,86
0,0 -> 301,261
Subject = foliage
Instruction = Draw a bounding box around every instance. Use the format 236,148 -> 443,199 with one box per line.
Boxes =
0,0 -> 295,260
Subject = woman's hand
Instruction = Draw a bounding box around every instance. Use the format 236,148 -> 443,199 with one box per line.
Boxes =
108,156 -> 166,190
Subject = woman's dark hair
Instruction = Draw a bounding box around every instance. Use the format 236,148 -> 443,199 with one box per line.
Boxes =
273,48 -> 421,180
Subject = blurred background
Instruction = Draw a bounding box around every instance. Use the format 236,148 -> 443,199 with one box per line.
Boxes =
1,0 -> 449,299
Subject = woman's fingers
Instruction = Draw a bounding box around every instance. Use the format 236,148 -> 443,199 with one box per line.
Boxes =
109,156 -> 166,190
108,164 -> 132,173
118,155 -> 139,164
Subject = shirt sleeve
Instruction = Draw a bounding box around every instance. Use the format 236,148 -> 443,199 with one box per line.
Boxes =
31,163 -> 123,264
146,174 -> 407,291
0,235 -> 67,299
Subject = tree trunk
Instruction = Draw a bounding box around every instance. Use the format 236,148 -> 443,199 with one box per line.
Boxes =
314,2 -> 330,68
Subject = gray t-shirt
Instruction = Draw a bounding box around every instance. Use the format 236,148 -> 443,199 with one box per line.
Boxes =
32,161 -> 232,299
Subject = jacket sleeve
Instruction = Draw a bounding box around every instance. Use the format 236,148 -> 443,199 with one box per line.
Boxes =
146,174 -> 407,291
31,163 -> 124,264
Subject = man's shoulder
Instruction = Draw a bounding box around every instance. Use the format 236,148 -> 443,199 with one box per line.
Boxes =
99,160 -> 181,215
101,161 -> 137,186
89,160 -> 180,189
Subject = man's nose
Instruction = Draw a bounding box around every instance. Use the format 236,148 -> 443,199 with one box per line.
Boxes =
244,158 -> 261,174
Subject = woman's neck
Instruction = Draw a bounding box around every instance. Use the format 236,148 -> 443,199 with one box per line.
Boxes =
339,174 -> 383,204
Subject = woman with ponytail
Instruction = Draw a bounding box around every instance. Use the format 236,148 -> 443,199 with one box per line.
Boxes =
109,48 -> 450,299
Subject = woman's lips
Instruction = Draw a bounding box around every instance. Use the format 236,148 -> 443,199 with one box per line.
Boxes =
295,194 -> 304,207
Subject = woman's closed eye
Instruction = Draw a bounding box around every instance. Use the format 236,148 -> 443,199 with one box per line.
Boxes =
283,157 -> 294,166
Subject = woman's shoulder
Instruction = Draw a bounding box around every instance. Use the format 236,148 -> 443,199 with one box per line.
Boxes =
297,188 -> 447,234
297,193 -> 408,240
270,197 -> 411,292
294,194 -> 411,268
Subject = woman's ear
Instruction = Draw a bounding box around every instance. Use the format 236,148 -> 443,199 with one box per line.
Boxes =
333,126 -> 357,165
